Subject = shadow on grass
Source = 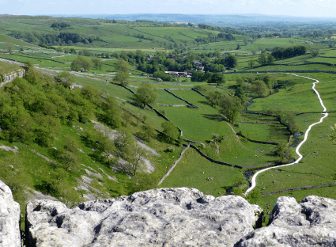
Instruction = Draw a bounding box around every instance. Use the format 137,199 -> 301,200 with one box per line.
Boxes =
202,114 -> 226,122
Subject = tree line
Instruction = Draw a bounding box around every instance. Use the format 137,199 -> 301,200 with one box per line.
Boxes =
10,31 -> 103,46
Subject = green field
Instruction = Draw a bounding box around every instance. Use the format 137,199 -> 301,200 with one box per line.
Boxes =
160,148 -> 243,196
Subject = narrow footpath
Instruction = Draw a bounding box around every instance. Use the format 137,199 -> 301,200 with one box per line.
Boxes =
244,74 -> 329,195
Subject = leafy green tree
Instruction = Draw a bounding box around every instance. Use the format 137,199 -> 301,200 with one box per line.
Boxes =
114,130 -> 143,176
92,57 -> 103,70
248,58 -> 255,68
101,96 -> 121,128
274,143 -> 295,164
224,54 -> 238,68
56,72 -> 73,88
236,78 -> 244,87
58,151 -> 78,172
258,51 -> 267,66
114,59 -> 130,86
7,43 -> 13,54
262,75 -> 273,88
63,136 -> 79,153
253,80 -> 269,98
219,96 -> 242,124
267,54 -> 275,64
247,189 -> 261,204
70,56 -> 93,71
207,91 -> 224,107
235,86 -> 246,104
134,83 -> 158,108
141,124 -> 156,142
70,48 -> 77,54
207,73 -> 226,86
161,121 -> 179,143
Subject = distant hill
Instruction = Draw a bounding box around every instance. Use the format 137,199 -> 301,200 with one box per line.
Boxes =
50,14 -> 336,27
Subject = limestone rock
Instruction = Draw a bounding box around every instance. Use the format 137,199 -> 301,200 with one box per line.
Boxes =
235,195 -> 336,247
26,187 -> 261,246
0,180 -> 21,247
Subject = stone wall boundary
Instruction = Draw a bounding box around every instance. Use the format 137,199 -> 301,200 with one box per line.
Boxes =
164,89 -> 198,108
157,144 -> 190,185
191,88 -> 207,97
189,144 -> 243,169
262,182 -> 336,196
236,133 -> 279,146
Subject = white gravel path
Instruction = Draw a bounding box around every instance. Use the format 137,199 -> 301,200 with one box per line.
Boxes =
244,74 -> 329,195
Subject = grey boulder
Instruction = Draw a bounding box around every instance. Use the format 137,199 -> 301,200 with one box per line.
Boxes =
0,180 -> 21,247
26,187 -> 261,246
235,195 -> 336,247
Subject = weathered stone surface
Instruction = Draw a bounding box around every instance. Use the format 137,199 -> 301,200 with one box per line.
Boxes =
235,195 -> 336,247
26,187 -> 261,247
0,180 -> 21,247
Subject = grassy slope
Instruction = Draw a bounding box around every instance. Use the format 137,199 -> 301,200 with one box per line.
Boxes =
160,148 -> 243,196
0,61 -> 22,75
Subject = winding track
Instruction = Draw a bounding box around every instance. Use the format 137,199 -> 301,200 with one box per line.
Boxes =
244,74 -> 329,196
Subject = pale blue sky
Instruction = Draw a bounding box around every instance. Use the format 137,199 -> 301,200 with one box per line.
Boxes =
0,0 -> 335,18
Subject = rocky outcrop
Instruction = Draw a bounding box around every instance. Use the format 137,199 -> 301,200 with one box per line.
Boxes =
26,187 -> 261,247
0,180 -> 21,247
0,69 -> 25,88
235,195 -> 336,246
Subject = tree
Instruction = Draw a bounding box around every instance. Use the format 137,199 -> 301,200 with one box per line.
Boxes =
207,73 -> 226,86
224,54 -> 238,68
274,143 -> 295,164
207,91 -> 224,107
253,81 -> 269,98
92,57 -> 103,70
310,47 -> 320,57
114,59 -> 130,86
248,58 -> 255,68
70,56 -> 93,71
219,96 -> 242,124
258,52 -> 267,66
247,189 -> 261,204
141,124 -> 156,142
70,48 -> 77,54
235,86 -> 246,104
56,72 -> 73,88
236,44 -> 240,50
7,43 -> 13,54
114,130 -> 143,176
63,136 -> 79,153
267,54 -> 275,65
58,151 -> 78,172
101,96 -> 121,128
161,121 -> 179,143
134,83 -> 158,108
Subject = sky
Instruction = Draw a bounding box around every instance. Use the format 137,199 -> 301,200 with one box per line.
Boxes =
0,0 -> 336,18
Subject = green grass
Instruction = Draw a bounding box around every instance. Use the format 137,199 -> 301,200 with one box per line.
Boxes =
0,61 -> 22,75
0,34 -> 36,47
160,148 -> 243,196
244,38 -> 307,52
156,90 -> 187,105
